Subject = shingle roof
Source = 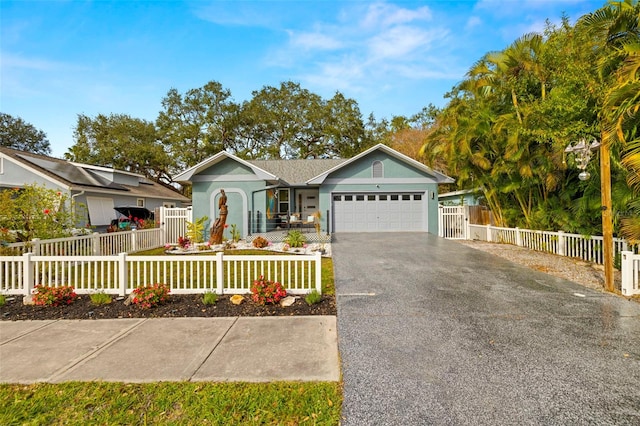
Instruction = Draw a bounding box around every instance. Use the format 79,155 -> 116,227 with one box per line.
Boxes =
248,159 -> 347,185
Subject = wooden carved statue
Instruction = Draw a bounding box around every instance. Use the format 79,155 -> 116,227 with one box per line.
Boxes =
209,189 -> 228,245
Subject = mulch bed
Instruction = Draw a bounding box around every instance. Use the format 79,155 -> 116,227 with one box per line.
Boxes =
0,294 -> 336,321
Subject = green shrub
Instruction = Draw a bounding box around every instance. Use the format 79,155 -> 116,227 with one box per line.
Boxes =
131,283 -> 170,309
284,230 -> 306,248
305,290 -> 322,305
90,292 -> 112,306
32,285 -> 78,306
202,292 -> 218,305
0,294 -> 6,306
252,236 -> 269,248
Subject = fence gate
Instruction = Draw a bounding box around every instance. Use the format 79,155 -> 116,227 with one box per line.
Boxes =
157,207 -> 192,244
439,205 -> 467,239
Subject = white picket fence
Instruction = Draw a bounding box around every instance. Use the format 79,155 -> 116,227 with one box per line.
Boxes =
464,223 -> 640,296
2,229 -> 165,257
621,251 -> 640,296
1,251 -> 322,296
2,207 -> 192,257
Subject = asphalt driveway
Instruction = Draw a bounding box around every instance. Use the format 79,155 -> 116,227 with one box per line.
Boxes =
333,233 -> 640,425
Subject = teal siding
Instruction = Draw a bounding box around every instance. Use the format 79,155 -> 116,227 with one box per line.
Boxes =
328,152 -> 435,180
199,158 -> 254,176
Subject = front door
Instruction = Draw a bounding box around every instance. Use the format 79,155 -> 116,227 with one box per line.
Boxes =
296,189 -> 319,219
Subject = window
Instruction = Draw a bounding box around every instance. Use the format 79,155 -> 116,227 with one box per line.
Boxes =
414,194 -> 422,201
333,195 -> 342,201
344,195 -> 353,201
356,195 -> 365,201
379,195 -> 387,201
390,194 -> 399,201
372,160 -> 384,178
367,195 -> 376,201
402,194 -> 411,201
278,189 -> 290,213
137,198 -> 145,207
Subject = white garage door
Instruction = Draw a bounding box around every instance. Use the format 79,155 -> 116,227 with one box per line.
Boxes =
332,193 -> 425,232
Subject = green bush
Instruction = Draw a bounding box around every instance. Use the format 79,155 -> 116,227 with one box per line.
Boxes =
202,292 -> 218,305
304,290 -> 322,305
0,294 -> 6,306
90,292 -> 112,306
284,230 -> 306,248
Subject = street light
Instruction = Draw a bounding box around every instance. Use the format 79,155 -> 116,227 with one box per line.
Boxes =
565,137 -> 614,292
564,138 -> 601,181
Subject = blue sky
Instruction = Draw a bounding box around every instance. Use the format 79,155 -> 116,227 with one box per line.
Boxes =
2,0 -> 605,158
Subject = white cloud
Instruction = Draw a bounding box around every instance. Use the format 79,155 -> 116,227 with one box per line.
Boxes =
360,2 -> 432,30
466,16 -> 482,30
368,26 -> 442,60
0,51 -> 79,71
288,30 -> 343,51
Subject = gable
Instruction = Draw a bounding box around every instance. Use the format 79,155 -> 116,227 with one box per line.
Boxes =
199,157 -> 256,177
326,151 -> 435,181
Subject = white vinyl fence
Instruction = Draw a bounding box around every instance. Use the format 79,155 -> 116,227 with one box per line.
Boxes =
157,207 -> 192,245
467,224 -> 636,264
1,252 -> 322,296
463,223 -> 640,296
2,229 -> 165,257
621,252 -> 640,296
438,206 -> 467,239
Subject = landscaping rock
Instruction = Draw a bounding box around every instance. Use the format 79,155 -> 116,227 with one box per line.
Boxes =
230,294 -> 244,305
280,296 -> 297,307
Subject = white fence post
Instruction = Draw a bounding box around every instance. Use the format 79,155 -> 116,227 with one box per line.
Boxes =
621,251 -> 639,296
216,251 -> 224,295
92,232 -> 101,255
315,251 -> 322,294
558,231 -> 565,256
131,229 -> 137,253
515,228 -> 522,247
118,252 -> 128,296
22,253 -> 34,301
31,238 -> 41,255
486,224 -> 492,242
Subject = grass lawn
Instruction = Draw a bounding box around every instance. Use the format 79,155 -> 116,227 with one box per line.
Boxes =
0,381 -> 341,425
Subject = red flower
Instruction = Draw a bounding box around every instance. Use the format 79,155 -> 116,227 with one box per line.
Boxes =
224,224 -> 229,228
43,209 -> 50,214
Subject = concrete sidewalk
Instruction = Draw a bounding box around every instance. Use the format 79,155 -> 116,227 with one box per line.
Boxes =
0,316 -> 340,384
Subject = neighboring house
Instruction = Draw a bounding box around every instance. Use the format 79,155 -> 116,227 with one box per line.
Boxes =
0,147 -> 190,228
438,189 -> 483,206
175,144 -> 453,238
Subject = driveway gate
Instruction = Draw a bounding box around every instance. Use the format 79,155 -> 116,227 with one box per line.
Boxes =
438,205 -> 467,239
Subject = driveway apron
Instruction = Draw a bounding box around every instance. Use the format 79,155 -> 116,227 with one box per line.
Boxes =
333,233 -> 640,425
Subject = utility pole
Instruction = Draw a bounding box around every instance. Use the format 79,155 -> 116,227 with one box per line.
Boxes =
600,140 -> 614,293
